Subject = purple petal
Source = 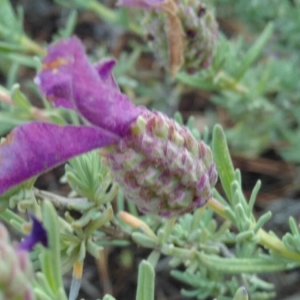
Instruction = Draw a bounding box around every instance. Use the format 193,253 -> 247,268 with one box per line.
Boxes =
116,0 -> 166,9
0,122 -> 118,194
94,59 -> 119,91
19,215 -> 48,251
36,37 -> 141,137
52,99 -> 75,109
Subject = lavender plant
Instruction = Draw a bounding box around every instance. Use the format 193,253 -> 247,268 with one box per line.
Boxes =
0,1 -> 300,300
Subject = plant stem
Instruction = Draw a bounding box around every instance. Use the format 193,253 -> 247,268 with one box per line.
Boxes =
33,188 -> 94,210
215,70 -> 248,94
207,198 -> 300,264
87,0 -> 141,34
20,35 -> 46,55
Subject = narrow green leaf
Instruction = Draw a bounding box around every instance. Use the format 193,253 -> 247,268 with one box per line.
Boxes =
41,201 -> 64,294
212,124 -> 235,203
0,41 -> 24,52
176,72 -> 216,90
248,180 -> 261,215
282,233 -> 296,251
35,273 -> 56,299
235,23 -> 274,80
55,10 -> 77,39
132,232 -> 157,249
181,289 -> 201,297
0,208 -> 25,231
289,217 -> 300,237
236,230 -> 254,243
198,252 -> 290,273
11,84 -> 32,110
136,260 -> 155,300
0,52 -> 38,68
174,111 -> 183,125
33,288 -> 53,300
0,0 -> 17,30
232,287 -> 248,300
253,212 -> 272,233
87,240 -> 103,260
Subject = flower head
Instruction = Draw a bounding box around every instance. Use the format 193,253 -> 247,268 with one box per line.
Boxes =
0,217 -> 47,300
0,37 -> 217,217
102,110 -> 217,217
118,0 -> 218,74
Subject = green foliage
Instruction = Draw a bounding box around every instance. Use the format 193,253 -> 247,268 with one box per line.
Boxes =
136,260 -> 155,300
53,0 -> 140,34
1,1 -> 300,299
65,150 -> 117,205
37,201 -> 67,299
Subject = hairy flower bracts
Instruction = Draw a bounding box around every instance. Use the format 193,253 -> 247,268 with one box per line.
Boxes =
117,0 -> 218,74
0,37 -> 217,217
103,110 -> 217,217
176,0 -> 218,71
0,217 -> 47,300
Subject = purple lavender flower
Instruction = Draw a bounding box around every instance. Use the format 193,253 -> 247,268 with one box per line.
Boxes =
0,37 -> 217,217
19,215 -> 48,251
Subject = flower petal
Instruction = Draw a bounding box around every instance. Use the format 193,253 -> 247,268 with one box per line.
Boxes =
0,122 -> 118,194
94,59 -> 119,91
19,215 -> 48,251
36,37 -> 141,137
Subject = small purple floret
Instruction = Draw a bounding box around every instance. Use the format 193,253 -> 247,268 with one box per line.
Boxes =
19,215 -> 48,251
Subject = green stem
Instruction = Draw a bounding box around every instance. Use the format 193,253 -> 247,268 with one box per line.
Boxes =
207,198 -> 300,264
215,70 -> 248,94
88,0 -> 118,23
257,229 -> 300,263
20,35 -> 46,55
147,250 -> 160,268
87,0 -> 141,34
164,217 -> 176,240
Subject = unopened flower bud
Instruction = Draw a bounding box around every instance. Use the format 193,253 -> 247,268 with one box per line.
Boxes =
119,0 -> 219,74
176,0 -> 218,71
103,110 -> 218,217
0,223 -> 35,300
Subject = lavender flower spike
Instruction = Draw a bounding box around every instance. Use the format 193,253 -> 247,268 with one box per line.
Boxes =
0,37 -> 217,217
